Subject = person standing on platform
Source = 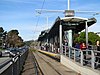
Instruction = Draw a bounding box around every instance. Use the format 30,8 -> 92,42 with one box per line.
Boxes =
75,42 -> 80,58
80,42 -> 87,65
95,40 -> 100,69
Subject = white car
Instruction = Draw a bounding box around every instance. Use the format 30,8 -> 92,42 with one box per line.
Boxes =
3,50 -> 16,57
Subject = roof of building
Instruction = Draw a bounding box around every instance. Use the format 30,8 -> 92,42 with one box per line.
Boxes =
38,16 -> 96,41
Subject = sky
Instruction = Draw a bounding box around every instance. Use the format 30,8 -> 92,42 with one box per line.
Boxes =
0,0 -> 100,41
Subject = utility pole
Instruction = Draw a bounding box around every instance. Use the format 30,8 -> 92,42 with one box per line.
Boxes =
68,0 -> 70,10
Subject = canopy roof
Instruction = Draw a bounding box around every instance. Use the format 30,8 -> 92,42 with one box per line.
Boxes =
38,16 -> 96,41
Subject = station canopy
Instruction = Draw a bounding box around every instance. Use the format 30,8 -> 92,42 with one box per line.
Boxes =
38,16 -> 96,41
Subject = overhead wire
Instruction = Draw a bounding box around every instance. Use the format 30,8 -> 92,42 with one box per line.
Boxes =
33,0 -> 46,40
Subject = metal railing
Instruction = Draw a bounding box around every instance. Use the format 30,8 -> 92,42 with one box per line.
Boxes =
0,48 -> 28,75
62,45 -> 100,69
36,45 -> 100,69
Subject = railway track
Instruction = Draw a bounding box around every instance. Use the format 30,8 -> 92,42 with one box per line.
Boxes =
21,50 -> 43,75
33,51 -> 78,75
35,52 -> 61,75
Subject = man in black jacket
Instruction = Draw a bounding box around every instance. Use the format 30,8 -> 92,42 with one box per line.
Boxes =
95,40 -> 100,69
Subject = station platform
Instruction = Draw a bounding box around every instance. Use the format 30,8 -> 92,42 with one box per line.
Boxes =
36,49 -> 100,75
38,50 -> 60,60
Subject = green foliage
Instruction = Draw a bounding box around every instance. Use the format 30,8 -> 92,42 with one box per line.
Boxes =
7,30 -> 24,47
88,32 -> 100,45
8,30 -> 19,36
0,27 -> 4,38
24,40 -> 34,46
0,27 -> 24,48
74,32 -> 100,45
0,27 -> 5,47
0,27 -> 4,33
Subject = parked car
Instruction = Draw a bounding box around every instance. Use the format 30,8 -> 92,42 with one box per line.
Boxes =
4,48 -> 20,57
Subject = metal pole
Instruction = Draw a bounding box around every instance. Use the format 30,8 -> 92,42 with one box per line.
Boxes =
68,47 -> 71,58
81,51 -> 83,66
59,24 -> 62,55
91,50 -> 95,69
47,16 -> 48,29
74,49 -> 76,61
65,46 -> 67,56
85,21 -> 88,47
68,0 -> 70,10
47,38 -> 48,44
68,30 -> 72,47
46,16 -> 49,44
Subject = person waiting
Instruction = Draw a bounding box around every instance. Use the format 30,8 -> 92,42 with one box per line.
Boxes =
80,42 -> 87,65
95,40 -> 100,69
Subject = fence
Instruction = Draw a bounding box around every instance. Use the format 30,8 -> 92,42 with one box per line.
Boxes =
0,48 -> 28,75
62,45 -> 100,69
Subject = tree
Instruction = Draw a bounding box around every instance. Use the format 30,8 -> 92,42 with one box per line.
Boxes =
88,32 -> 100,45
0,27 -> 4,33
0,27 -> 4,47
0,28 -> 24,48
74,32 -> 100,45
8,30 -> 19,36
7,30 -> 24,47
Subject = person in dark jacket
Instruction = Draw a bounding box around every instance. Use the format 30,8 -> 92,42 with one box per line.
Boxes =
95,40 -> 100,69
75,42 -> 80,57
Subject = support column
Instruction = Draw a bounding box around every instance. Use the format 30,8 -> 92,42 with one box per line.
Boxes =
68,30 -> 72,47
85,21 -> 88,47
47,37 -> 48,44
67,30 -> 72,58
59,24 -> 62,54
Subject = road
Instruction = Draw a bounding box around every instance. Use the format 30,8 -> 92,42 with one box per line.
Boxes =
0,57 -> 11,74
0,57 -> 10,64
